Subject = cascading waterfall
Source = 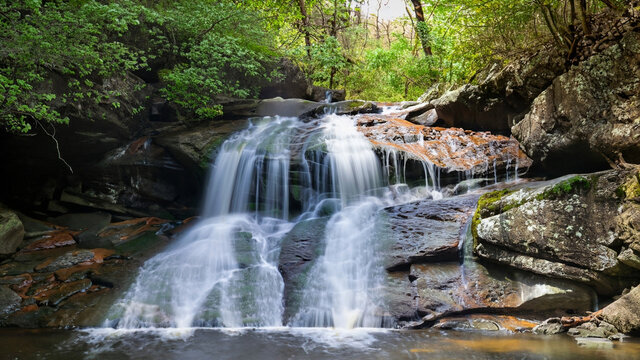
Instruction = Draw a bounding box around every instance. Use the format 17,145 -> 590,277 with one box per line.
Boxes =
106,109 -> 520,331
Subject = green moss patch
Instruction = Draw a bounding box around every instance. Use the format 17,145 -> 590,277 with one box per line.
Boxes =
535,175 -> 592,201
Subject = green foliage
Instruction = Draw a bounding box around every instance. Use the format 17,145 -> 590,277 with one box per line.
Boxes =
0,0 -> 278,132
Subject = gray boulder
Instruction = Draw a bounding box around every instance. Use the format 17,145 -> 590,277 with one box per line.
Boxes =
513,31 -> 640,174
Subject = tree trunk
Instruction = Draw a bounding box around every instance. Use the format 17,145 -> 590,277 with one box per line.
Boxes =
577,0 -> 591,36
409,0 -> 432,56
296,0 -> 312,58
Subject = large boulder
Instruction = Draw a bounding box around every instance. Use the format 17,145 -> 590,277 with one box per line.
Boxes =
0,208 -> 25,255
429,47 -> 566,134
600,285 -> 640,333
278,217 -> 329,323
473,170 -> 640,295
513,31 -> 640,175
381,196 -> 478,271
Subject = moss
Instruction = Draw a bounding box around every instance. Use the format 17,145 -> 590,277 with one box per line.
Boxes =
616,171 -> 640,200
471,189 -> 515,249
535,175 -> 592,201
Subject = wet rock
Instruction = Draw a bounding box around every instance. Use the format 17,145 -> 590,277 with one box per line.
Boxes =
35,249 -> 114,273
278,217 -> 328,322
533,318 -> 566,335
259,58 -> 311,100
21,230 -> 78,252
403,261 -> 593,326
0,286 -> 21,316
437,315 -> 538,332
97,217 -> 169,249
0,208 -> 25,255
568,320 -> 619,339
357,116 -> 532,180
34,278 -> 92,307
473,170 -> 640,295
382,196 -> 478,271
383,272 -> 418,321
513,31 -> 640,175
600,285 -> 640,334
49,212 -> 111,249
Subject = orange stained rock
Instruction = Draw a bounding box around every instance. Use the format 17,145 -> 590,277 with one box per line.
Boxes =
54,263 -> 101,282
98,217 -> 169,242
2,273 -> 35,298
20,304 -> 39,312
21,230 -> 79,252
127,136 -> 150,155
357,115 -> 532,173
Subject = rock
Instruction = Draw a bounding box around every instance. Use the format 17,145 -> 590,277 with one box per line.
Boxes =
34,278 -> 92,307
617,248 -> 640,270
568,320 -> 619,339
155,118 -> 249,175
50,212 -> 112,231
408,108 -> 438,127
600,285 -> 640,333
436,315 -> 538,332
97,217 -> 169,250
259,58 -> 311,100
307,86 -> 346,103
0,208 -> 25,255
35,249 -> 114,273
430,48 -> 566,133
473,170 -> 640,295
278,217 -> 328,322
0,286 -> 22,316
513,31 -> 640,175
304,100 -> 380,118
356,115 -> 532,181
407,261 -> 593,324
381,195 -> 479,271
223,98 -> 323,118
533,318 -> 567,335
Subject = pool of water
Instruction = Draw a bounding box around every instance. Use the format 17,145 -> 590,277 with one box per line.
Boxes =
3,328 -> 639,360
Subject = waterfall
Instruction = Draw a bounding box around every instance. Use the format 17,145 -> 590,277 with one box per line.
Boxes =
106,110 -> 521,330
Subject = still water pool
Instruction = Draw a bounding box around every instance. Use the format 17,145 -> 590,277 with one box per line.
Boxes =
2,328 -> 639,360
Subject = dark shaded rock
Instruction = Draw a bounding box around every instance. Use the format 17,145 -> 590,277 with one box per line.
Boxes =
155,119 -> 249,175
382,195 -> 478,271
0,286 -> 21,316
600,285 -> 640,334
430,47 -> 566,134
259,58 -> 311,100
473,170 -> 640,295
304,100 -> 379,118
223,98 -> 322,118
307,86 -> 346,103
383,272 -> 418,321
0,208 -> 25,255
513,31 -> 640,175
278,217 -> 328,323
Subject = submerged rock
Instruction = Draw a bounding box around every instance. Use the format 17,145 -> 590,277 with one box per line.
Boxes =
473,170 -> 640,295
513,31 -> 640,174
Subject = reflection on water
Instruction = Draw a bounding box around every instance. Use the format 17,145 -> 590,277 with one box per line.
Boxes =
2,328 -> 639,360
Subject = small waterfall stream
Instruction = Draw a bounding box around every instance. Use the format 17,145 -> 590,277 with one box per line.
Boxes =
106,110 -> 514,330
